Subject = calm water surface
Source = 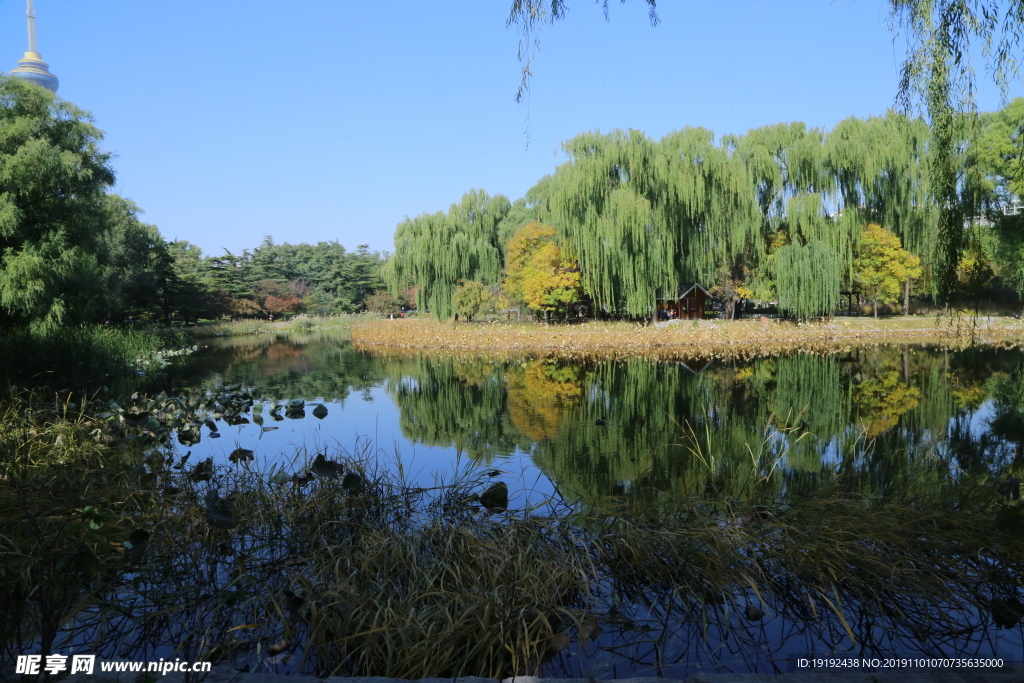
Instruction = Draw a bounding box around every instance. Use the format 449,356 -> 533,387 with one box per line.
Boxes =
139,331 -> 1024,676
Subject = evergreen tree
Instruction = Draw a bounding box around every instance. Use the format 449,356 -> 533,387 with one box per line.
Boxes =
0,77 -> 116,331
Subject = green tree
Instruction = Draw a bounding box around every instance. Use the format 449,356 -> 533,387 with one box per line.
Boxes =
888,0 -> 1024,303
384,189 -> 510,320
976,97 -> 1024,204
773,240 -> 842,320
0,76 -> 117,331
364,289 -> 403,316
98,195 -> 165,321
854,223 -> 923,317
510,1 -> 1024,303
451,279 -> 493,322
164,241 -> 220,324
548,128 -> 758,318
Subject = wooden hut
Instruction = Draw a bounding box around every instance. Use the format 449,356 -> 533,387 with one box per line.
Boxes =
657,283 -> 712,320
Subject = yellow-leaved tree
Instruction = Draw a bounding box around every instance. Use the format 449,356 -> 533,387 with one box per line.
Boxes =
502,222 -> 582,320
853,224 -> 922,318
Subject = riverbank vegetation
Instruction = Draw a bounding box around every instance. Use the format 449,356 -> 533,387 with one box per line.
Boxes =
351,316 -> 1024,361
384,100 -> 1024,322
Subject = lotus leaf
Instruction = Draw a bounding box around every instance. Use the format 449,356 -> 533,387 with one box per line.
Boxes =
188,458 -> 214,482
229,448 -> 255,463
204,492 -> 237,529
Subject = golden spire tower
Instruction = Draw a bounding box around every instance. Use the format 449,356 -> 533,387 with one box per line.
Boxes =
9,0 -> 58,92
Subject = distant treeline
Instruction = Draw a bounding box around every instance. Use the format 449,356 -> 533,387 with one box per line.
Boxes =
0,76 -> 387,332
154,238 -> 388,324
385,101 -> 1024,320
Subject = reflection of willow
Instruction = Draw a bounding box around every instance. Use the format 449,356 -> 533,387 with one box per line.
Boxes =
384,356 -> 532,462
532,348 -> 1022,507
769,354 -> 848,472
169,333 -> 388,402
531,359 -> 783,506
371,344 -> 1023,507
827,347 -> 960,500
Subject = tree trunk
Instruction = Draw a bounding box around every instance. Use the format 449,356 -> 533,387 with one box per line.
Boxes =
902,277 -> 910,316
651,306 -> 657,325
873,298 -> 878,318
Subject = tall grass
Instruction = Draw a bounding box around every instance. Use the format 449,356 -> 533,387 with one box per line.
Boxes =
0,325 -> 188,390
192,314 -> 375,339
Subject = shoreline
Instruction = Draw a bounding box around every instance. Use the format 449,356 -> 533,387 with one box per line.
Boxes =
349,317 -> 1024,361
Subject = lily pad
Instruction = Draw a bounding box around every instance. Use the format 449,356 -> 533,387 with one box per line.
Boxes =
995,505 -> 1024,536
177,427 -> 201,446
311,404 -> 329,419
188,458 -> 214,482
57,547 -> 101,581
204,492 -> 237,529
479,481 -> 508,512
229,448 -> 255,464
342,472 -> 363,492
312,453 -> 343,478
82,505 -> 105,530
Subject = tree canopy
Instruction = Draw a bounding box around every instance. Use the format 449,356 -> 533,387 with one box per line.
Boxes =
0,77 -> 116,331
384,189 -> 515,320
387,100 -> 1024,320
508,1 -> 1024,303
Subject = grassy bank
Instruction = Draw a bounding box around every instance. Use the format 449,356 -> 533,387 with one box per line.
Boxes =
0,325 -> 193,391
350,315 -> 1024,360
191,313 -> 375,339
2,388 -> 1023,678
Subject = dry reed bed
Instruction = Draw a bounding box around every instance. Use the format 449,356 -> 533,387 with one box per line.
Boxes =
351,318 -> 1024,361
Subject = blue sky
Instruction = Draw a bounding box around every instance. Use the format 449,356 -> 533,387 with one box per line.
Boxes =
2,1 -> 1020,257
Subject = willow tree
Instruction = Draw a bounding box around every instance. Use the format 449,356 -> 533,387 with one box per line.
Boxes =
773,240 -> 841,319
505,1 -> 1024,301
730,114 -> 941,309
546,127 -> 758,317
383,189 -> 510,320
888,0 -> 1024,302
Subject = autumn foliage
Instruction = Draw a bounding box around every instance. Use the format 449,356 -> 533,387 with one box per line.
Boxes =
853,224 -> 922,317
264,295 -> 302,318
502,222 -> 582,319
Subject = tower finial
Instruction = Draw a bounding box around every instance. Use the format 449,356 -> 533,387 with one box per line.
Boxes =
9,0 -> 58,93
26,0 -> 38,53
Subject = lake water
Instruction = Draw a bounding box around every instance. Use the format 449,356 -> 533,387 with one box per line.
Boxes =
136,331 -> 1024,677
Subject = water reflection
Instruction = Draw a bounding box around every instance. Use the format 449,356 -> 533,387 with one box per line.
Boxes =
162,334 -> 1024,507
148,333 -> 1024,675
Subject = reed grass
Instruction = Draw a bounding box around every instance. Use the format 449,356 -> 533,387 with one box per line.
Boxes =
192,314 -> 375,339
351,317 -> 1024,361
0,325 -> 191,390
